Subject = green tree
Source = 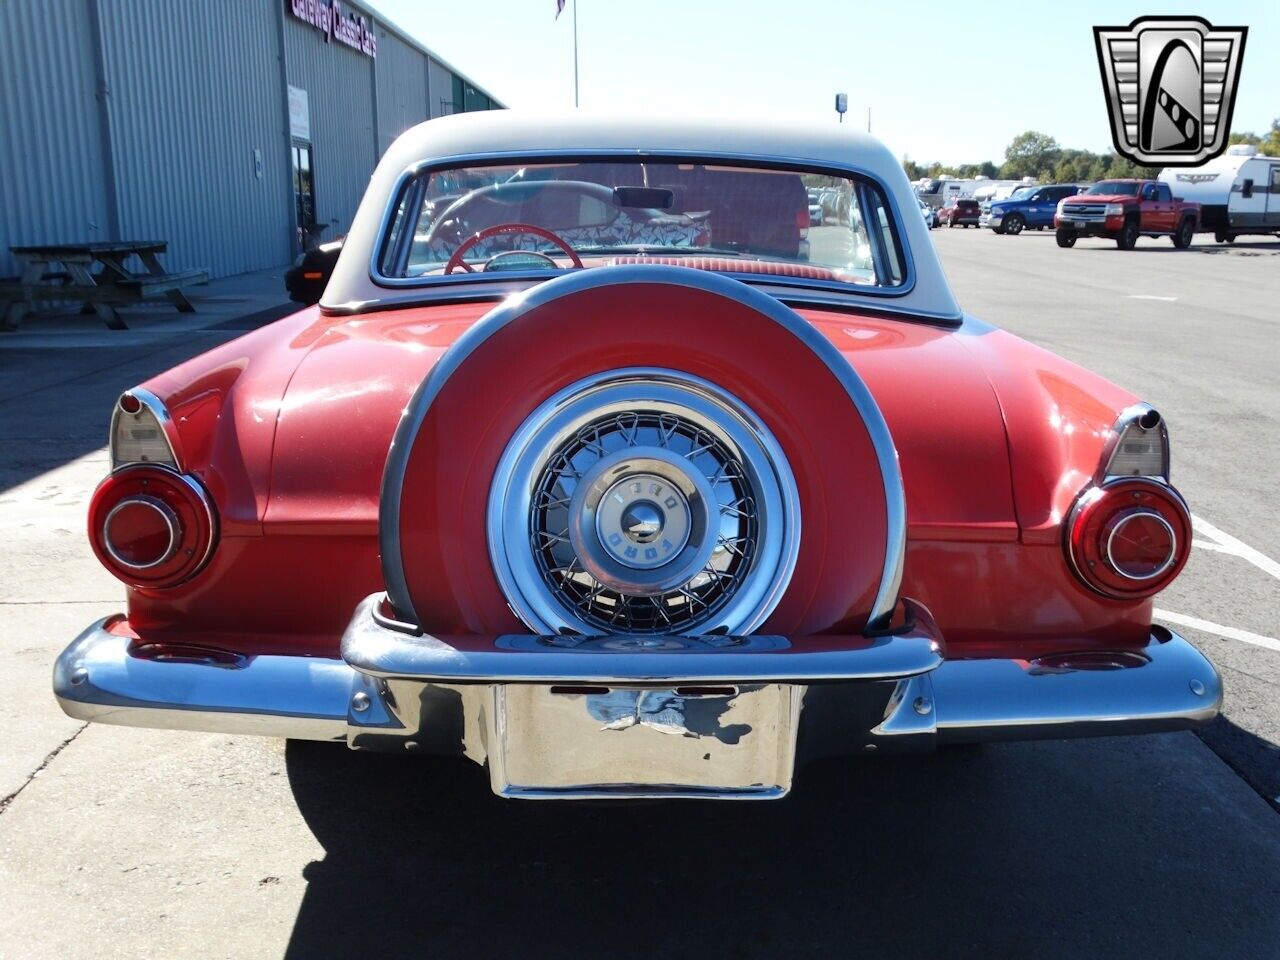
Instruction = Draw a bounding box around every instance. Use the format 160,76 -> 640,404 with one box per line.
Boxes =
1262,118 -> 1280,155
1000,131 -> 1060,179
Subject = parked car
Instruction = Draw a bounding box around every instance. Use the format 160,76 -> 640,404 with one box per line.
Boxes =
284,238 -> 343,304
981,184 -> 1081,234
55,113 -> 1218,801
1055,180 -> 1200,249
807,190 -> 825,226
938,198 -> 981,227
1158,144 -> 1280,243
918,198 -> 937,229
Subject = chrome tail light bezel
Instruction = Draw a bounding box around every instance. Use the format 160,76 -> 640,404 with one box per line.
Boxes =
1065,477 -> 1191,600
110,388 -> 182,470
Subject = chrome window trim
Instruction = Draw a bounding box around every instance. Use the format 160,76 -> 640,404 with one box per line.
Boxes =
366,148 -> 921,305
380,265 -> 906,632
321,283 -> 963,325
1099,402 -> 1170,483
109,387 -> 182,470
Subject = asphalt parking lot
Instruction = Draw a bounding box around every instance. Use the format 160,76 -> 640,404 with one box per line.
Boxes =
1,230 -> 1278,959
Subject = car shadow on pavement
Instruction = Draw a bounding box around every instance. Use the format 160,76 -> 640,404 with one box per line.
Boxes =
283,732 -> 1280,960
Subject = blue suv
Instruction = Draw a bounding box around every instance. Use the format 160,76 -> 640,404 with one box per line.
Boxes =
980,184 -> 1081,235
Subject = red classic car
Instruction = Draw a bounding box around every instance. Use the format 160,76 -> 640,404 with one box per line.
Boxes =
54,113 -> 1220,800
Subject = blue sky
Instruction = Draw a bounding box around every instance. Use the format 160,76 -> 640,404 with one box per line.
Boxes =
369,1 -> 1278,166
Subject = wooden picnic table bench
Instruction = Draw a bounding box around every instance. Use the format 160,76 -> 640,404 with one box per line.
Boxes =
0,241 -> 209,331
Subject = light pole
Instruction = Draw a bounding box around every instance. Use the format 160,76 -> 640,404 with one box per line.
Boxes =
835,92 -> 847,124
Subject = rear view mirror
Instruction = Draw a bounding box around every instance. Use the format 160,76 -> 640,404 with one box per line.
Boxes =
1242,179 -> 1254,199
614,186 -> 674,210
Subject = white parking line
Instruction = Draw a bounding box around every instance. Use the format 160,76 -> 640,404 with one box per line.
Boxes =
1128,294 -> 1178,301
1155,609 -> 1280,653
1191,514 -> 1280,581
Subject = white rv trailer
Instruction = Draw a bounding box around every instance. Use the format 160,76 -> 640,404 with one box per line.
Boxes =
972,178 -> 1040,202
915,177 -> 985,209
1159,145 -> 1280,242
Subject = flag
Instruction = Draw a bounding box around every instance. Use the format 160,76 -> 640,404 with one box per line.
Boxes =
556,0 -> 566,18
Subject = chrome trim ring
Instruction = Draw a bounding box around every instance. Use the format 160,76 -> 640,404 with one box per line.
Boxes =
101,495 -> 180,570
102,465 -> 220,583
489,370 -> 799,636
1104,509 -> 1178,581
380,265 -> 905,630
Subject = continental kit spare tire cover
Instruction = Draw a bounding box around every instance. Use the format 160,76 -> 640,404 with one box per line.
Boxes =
380,266 -> 904,637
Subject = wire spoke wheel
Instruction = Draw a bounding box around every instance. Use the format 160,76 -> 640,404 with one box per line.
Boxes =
488,369 -> 800,636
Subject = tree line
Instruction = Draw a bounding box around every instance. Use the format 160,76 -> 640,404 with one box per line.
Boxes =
904,119 -> 1280,184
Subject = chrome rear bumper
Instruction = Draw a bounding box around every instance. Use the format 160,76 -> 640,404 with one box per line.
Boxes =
54,595 -> 1222,798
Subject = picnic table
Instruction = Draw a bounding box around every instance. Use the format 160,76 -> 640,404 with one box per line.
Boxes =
0,241 -> 208,331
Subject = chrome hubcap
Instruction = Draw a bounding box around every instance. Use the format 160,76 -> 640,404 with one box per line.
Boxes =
620,500 -> 663,544
488,369 -> 801,636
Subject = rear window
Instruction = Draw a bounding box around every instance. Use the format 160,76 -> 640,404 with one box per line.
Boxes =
377,158 -> 908,289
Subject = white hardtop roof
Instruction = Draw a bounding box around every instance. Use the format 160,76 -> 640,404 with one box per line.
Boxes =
378,110 -> 910,180
323,110 -> 961,321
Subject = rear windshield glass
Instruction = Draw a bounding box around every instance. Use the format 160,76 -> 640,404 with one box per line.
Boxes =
377,159 -> 906,288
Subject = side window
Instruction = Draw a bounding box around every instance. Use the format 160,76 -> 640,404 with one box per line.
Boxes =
1155,183 -> 1172,202
859,185 -> 904,286
1270,167 -> 1280,191
1141,183 -> 1156,200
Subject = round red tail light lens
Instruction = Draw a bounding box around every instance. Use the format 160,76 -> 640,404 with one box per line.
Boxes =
1103,509 -> 1177,580
1067,478 -> 1190,599
102,496 -> 179,568
89,465 -> 216,588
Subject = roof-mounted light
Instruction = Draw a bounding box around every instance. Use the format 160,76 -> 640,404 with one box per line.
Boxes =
1102,404 -> 1169,481
110,388 -> 179,470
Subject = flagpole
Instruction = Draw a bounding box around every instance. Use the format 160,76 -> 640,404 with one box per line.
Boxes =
573,0 -> 580,107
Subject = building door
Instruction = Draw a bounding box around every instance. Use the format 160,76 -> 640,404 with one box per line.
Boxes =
1268,166 -> 1280,226
292,142 -> 320,249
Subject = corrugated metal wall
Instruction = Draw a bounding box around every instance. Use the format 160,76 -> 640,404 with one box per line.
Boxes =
428,58 -> 457,118
1,1 -> 499,281
375,30 -> 429,155
284,15 -> 377,242
0,0 -> 112,277
98,0 -> 291,278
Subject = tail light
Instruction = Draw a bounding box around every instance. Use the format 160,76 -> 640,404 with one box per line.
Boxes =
88,465 -> 217,588
795,209 -> 810,236
111,389 -> 179,469
1066,478 -> 1190,599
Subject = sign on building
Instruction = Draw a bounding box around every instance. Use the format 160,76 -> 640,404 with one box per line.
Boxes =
288,86 -> 311,141
289,0 -> 378,58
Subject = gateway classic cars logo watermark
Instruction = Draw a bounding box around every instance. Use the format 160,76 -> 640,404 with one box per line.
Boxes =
1094,16 -> 1247,166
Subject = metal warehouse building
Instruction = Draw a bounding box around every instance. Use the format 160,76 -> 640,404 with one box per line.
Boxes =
0,0 -> 501,279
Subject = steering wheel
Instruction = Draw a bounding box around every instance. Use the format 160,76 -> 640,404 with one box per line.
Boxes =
444,223 -> 584,274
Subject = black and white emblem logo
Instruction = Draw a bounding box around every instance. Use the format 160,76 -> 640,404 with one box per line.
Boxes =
1094,16 -> 1247,166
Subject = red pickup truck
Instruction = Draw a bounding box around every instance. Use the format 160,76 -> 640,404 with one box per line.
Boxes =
1055,179 -> 1199,250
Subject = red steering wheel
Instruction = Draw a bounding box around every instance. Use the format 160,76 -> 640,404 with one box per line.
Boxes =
444,222 -> 584,274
